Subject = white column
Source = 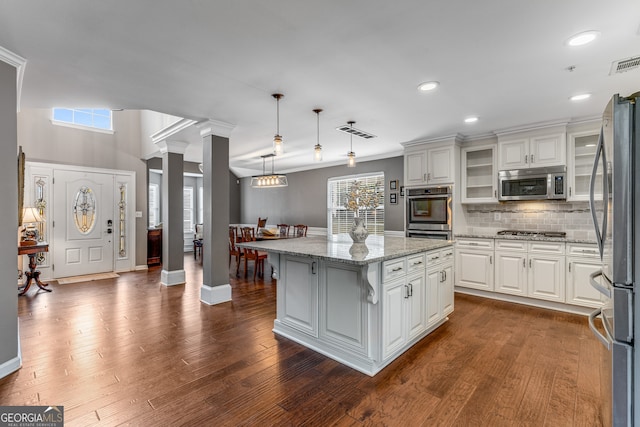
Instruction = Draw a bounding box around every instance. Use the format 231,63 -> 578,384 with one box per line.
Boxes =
156,140 -> 189,286
197,119 -> 235,305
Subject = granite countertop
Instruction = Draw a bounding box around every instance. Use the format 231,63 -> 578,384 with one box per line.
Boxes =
454,233 -> 596,245
237,235 -> 453,265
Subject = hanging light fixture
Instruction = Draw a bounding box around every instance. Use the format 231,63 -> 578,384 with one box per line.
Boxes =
347,120 -> 356,168
313,108 -> 323,162
272,93 -> 284,155
250,153 -> 288,188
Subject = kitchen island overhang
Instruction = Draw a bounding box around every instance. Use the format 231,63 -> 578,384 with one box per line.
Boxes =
238,236 -> 454,376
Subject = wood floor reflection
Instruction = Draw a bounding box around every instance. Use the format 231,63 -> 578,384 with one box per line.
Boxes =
0,255 -> 607,426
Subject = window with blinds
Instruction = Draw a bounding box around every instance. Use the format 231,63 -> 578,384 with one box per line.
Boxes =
183,187 -> 194,233
148,183 -> 159,227
327,172 -> 385,240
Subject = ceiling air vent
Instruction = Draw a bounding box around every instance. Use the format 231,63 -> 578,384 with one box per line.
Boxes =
610,55 -> 640,75
336,124 -> 377,139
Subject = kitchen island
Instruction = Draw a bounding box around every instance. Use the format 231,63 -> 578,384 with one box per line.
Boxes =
238,235 -> 454,376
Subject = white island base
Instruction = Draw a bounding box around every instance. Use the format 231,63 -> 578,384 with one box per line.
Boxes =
244,237 -> 454,377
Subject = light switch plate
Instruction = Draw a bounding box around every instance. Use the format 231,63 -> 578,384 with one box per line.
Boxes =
135,211 -> 143,218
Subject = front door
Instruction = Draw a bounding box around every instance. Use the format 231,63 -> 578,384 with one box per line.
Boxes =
53,170 -> 114,278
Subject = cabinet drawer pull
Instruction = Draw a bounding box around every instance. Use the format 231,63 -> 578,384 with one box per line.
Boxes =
431,256 -> 440,260
411,261 -> 423,266
392,266 -> 403,272
404,285 -> 409,299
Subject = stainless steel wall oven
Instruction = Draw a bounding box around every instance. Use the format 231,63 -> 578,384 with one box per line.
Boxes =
406,186 -> 452,240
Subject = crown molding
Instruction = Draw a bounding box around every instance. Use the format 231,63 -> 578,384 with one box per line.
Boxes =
494,119 -> 568,137
150,118 -> 197,144
401,133 -> 463,148
0,46 -> 27,112
196,119 -> 235,138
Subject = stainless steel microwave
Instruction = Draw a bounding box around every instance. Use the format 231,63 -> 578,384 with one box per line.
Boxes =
498,166 -> 566,201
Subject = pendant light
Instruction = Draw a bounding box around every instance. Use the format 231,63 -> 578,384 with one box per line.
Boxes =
347,121 -> 356,168
313,108 -> 323,162
250,153 -> 288,188
272,93 -> 284,155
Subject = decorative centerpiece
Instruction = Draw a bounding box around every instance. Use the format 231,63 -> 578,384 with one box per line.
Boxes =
344,180 -> 380,244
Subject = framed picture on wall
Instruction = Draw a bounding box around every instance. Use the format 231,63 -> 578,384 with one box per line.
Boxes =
390,193 -> 397,204
400,186 -> 404,197
389,180 -> 398,191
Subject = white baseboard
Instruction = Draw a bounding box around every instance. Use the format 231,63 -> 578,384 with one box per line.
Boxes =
0,322 -> 22,380
454,286 -> 594,316
200,284 -> 232,305
161,269 -> 186,286
134,265 -> 149,271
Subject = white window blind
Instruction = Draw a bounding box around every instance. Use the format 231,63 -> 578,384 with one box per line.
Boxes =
183,187 -> 194,233
148,183 -> 159,227
327,172 -> 385,240
198,186 -> 203,225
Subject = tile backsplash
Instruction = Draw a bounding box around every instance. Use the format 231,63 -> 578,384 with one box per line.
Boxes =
462,200 -> 600,241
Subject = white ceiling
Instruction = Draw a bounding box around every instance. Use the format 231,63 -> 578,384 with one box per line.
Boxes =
1,1 -> 639,177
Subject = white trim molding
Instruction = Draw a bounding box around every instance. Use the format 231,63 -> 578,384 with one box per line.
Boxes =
161,269 -> 186,286
0,323 -> 22,380
150,118 -> 197,144
196,119 -> 235,139
156,140 -> 189,155
200,284 -> 232,305
0,45 -> 27,112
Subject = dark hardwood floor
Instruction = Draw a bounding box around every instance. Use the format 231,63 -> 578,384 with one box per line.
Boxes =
0,255 -> 607,426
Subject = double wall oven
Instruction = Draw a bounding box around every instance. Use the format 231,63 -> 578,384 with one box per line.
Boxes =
406,186 -> 452,240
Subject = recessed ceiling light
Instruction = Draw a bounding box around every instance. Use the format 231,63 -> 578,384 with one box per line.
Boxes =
570,93 -> 591,101
567,30 -> 600,47
464,117 -> 478,123
417,81 -> 439,92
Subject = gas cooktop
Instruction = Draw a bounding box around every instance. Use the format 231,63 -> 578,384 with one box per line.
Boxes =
496,230 -> 566,238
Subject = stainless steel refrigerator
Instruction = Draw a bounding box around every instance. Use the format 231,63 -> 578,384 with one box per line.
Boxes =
588,92 -> 639,427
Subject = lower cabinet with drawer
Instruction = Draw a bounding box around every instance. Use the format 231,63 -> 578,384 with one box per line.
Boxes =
455,238 -> 494,291
381,247 -> 454,360
566,243 -> 603,308
494,240 -> 565,303
456,237 -> 599,312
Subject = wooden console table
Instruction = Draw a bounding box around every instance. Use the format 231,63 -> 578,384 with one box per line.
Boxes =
18,243 -> 50,295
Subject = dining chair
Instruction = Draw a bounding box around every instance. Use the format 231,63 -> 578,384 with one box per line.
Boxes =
257,217 -> 268,230
241,227 -> 268,280
293,224 -> 308,237
277,223 -> 290,237
229,227 -> 243,277
193,224 -> 204,260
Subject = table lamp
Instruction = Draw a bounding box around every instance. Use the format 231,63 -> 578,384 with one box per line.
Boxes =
20,206 -> 43,246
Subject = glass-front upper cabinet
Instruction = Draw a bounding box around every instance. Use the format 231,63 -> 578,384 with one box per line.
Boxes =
461,144 -> 498,204
568,129 -> 601,201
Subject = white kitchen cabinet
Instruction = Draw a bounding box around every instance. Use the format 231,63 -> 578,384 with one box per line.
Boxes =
278,255 -> 319,336
528,255 -> 565,302
440,261 -> 454,316
567,129 -> 601,201
455,238 -> 494,291
494,240 -> 527,296
498,132 -> 565,170
426,267 -> 441,327
382,277 -> 407,358
406,273 -> 427,340
566,243 -> 603,308
461,144 -> 498,203
381,255 -> 428,359
404,143 -> 455,186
